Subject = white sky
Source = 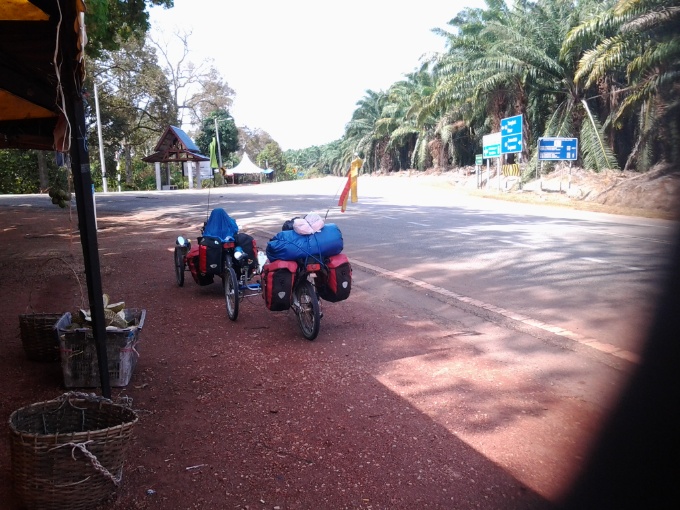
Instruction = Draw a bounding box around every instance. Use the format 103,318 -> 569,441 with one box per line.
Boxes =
148,0 -> 486,150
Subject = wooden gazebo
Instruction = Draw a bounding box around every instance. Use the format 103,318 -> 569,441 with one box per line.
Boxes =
142,125 -> 209,190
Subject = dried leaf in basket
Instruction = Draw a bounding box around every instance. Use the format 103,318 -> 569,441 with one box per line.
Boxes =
107,301 -> 125,313
73,308 -> 130,329
105,309 -> 128,328
74,294 -> 129,328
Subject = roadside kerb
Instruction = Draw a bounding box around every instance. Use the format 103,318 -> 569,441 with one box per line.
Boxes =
351,258 -> 641,365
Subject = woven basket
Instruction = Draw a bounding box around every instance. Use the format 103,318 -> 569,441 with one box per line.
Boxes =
19,313 -> 63,362
9,393 -> 138,510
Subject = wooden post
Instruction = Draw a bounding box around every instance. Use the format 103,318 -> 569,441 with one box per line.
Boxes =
61,0 -> 111,398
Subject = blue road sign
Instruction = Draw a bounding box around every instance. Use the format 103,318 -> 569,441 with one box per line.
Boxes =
538,137 -> 578,161
482,132 -> 501,158
501,114 -> 523,154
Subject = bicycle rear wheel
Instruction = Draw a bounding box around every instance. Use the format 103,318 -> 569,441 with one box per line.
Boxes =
295,279 -> 320,341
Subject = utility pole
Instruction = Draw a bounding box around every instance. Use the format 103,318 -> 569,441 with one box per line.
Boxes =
214,118 -> 224,169
93,81 -> 108,192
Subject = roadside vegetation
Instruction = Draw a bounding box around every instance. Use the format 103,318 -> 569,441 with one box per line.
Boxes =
1,0 -> 678,200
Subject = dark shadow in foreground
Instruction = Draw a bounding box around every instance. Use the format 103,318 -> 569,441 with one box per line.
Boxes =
560,221 -> 679,509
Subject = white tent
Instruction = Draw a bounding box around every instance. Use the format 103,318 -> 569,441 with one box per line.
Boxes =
229,153 -> 265,175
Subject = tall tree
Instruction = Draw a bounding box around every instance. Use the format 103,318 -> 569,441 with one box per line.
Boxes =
256,142 -> 286,172
149,29 -> 235,130
86,0 -> 174,58
186,67 -> 235,127
90,37 -> 176,187
568,0 -> 680,170
195,109 -> 239,167
344,90 -> 390,172
239,127 -> 276,160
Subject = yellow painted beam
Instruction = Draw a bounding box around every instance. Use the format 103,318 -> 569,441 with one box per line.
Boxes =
0,0 -> 49,21
0,90 -> 56,120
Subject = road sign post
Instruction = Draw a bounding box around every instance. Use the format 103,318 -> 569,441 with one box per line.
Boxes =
497,157 -> 502,191
475,154 -> 483,188
482,133 -> 501,190
486,159 -> 490,189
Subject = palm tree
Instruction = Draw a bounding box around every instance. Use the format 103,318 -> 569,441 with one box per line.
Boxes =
317,140 -> 345,175
482,0 -> 619,172
567,0 -> 680,170
344,90 -> 390,172
429,3 -> 502,165
379,70 -> 440,170
431,0 -> 619,175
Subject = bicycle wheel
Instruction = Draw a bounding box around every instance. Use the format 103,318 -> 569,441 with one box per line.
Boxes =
174,246 -> 185,287
295,279 -> 320,341
224,266 -> 239,321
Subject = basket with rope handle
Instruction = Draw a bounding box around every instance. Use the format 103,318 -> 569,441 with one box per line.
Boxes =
8,392 -> 138,510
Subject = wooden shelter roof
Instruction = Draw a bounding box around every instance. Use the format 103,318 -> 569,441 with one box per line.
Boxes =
142,125 -> 209,163
0,0 -> 87,150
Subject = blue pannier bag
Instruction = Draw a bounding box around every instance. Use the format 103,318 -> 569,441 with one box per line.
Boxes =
266,223 -> 343,262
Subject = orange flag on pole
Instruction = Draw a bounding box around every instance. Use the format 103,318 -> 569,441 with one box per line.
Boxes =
338,174 -> 352,213
338,156 -> 362,213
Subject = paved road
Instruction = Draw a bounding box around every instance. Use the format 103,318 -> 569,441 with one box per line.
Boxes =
2,176 -> 676,362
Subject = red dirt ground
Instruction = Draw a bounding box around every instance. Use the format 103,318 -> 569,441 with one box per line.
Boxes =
3,166 -> 679,509
0,204 -> 566,510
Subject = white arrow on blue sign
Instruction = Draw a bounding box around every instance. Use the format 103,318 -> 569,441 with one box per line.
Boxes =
501,114 -> 523,154
538,137 -> 578,161
482,132 -> 501,158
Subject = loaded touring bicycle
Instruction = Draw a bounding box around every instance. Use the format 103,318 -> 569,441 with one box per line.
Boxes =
174,209 -> 352,340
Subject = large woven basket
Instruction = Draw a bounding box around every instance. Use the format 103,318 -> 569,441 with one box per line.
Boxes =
19,313 -> 63,362
8,393 -> 138,510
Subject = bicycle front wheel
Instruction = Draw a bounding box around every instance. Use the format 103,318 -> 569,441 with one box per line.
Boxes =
174,246 -> 185,287
224,266 -> 239,321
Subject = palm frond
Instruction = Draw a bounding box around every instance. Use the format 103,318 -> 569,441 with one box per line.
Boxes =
575,36 -> 628,86
627,38 -> 680,79
622,5 -> 680,32
580,99 -> 619,171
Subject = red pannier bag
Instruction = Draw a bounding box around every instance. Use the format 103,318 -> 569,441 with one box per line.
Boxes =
187,245 -> 214,286
199,236 -> 222,275
318,253 -> 352,302
262,260 -> 297,311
